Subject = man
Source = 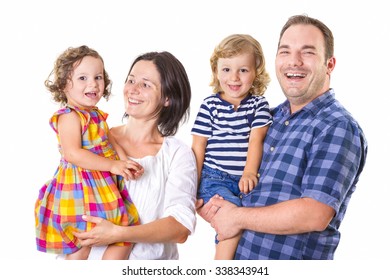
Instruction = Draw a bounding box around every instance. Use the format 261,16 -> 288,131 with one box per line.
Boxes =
197,14 -> 368,260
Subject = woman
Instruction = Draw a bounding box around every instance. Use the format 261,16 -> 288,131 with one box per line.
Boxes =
74,51 -> 197,260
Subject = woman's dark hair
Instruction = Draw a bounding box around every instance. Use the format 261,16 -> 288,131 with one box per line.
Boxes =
124,51 -> 191,136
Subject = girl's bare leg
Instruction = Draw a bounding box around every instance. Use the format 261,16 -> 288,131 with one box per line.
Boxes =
102,244 -> 132,260
65,246 -> 91,260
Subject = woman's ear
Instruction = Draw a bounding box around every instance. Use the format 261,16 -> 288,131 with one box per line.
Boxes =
164,97 -> 170,107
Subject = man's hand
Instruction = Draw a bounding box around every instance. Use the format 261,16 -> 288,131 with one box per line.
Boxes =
209,197 -> 242,241
196,195 -> 223,223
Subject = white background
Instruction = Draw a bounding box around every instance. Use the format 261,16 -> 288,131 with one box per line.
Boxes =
0,0 -> 388,277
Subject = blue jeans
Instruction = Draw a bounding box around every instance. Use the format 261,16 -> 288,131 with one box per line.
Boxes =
198,165 -> 242,207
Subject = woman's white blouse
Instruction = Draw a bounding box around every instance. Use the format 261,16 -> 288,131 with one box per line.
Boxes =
89,136 -> 197,260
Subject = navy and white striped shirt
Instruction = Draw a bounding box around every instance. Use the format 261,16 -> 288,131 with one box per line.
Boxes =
235,89 -> 368,259
191,93 -> 272,176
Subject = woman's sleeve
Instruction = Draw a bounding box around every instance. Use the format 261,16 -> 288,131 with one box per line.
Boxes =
162,140 -> 198,234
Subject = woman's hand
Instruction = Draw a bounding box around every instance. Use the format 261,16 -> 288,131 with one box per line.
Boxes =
73,215 -> 120,247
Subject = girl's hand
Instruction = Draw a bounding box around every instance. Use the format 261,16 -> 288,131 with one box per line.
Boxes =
110,160 -> 144,180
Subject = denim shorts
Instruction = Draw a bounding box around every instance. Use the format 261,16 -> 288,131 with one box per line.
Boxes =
198,165 -> 242,207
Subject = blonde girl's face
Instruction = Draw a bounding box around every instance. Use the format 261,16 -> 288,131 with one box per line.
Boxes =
216,52 -> 256,107
64,56 -> 105,109
123,60 -> 165,120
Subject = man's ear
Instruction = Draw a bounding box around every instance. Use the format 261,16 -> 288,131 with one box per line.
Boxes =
326,56 -> 336,75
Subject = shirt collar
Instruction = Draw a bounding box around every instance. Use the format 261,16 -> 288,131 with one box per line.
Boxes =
279,88 -> 335,117
216,92 -> 252,105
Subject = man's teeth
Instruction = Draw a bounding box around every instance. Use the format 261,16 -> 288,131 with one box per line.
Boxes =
286,73 -> 306,77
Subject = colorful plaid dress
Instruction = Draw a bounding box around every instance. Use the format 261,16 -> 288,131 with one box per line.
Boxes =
35,105 -> 139,254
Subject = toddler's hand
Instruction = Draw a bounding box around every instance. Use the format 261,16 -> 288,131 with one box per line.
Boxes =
238,172 -> 259,194
110,160 -> 144,180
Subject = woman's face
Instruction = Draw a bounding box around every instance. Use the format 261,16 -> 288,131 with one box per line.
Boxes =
123,60 -> 164,120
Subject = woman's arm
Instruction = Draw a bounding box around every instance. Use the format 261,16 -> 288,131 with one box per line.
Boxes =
74,139 -> 197,246
74,215 -> 190,246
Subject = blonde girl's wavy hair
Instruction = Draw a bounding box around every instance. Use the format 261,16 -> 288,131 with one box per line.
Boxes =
209,34 -> 270,96
44,45 -> 112,105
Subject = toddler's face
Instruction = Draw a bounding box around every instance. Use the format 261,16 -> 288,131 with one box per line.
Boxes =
65,56 -> 105,109
217,52 -> 256,106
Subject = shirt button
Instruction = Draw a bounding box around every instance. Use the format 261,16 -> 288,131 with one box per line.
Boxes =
270,147 -> 275,151
285,120 -> 289,126
239,194 -> 243,199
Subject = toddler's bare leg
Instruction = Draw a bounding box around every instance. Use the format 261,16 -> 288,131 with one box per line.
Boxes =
214,235 -> 241,260
65,246 -> 91,260
102,244 -> 132,260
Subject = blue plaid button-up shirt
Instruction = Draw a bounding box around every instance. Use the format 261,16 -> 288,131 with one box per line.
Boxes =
235,89 -> 368,260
